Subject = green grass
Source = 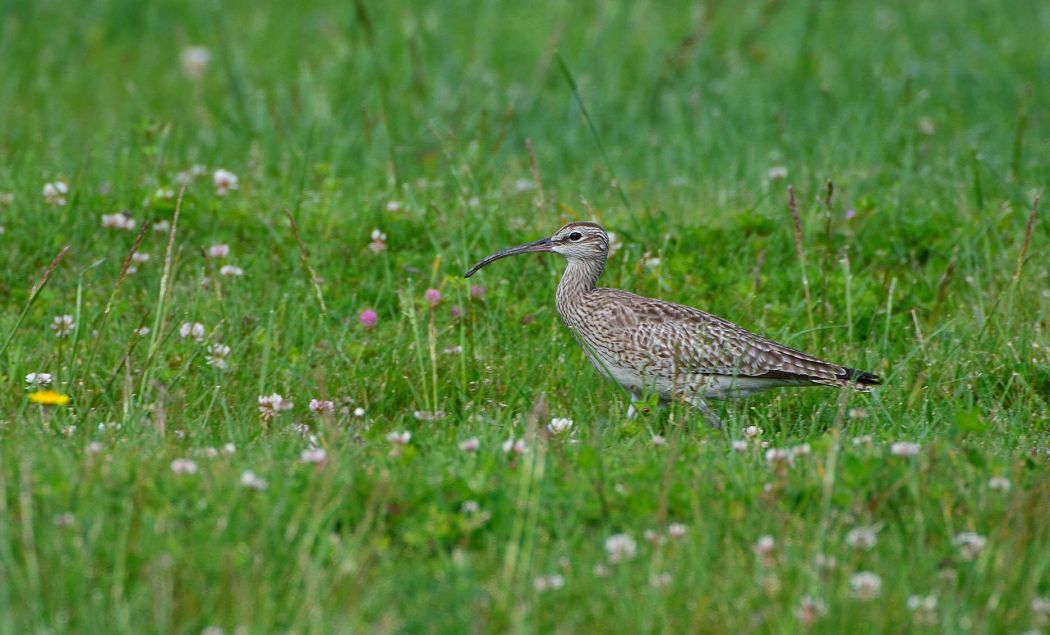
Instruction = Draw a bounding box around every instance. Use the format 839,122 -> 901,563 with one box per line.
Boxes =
1,0 -> 1049,631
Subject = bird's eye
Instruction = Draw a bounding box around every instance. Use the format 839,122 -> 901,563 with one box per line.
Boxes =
568,232 -> 583,241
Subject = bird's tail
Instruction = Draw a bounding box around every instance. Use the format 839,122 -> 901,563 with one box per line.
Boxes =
840,367 -> 882,391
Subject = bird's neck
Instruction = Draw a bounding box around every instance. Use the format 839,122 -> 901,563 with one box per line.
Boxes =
556,257 -> 604,313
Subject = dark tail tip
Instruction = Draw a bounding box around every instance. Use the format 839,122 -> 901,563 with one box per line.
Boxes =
842,367 -> 882,386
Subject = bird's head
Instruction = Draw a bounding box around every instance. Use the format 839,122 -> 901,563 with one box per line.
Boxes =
464,222 -> 609,278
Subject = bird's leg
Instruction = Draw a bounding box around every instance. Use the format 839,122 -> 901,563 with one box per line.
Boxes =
626,392 -> 643,420
684,395 -> 723,429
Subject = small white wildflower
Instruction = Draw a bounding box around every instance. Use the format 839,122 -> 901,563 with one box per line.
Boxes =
744,425 -> 763,438
907,594 -> 939,625
51,315 -> 75,337
765,447 -> 795,469
651,434 -> 667,446
796,596 -> 828,626
461,500 -> 480,514
219,264 -> 244,277
205,343 -> 231,369
987,476 -> 1011,491
179,322 -> 206,342
87,441 -> 103,455
852,434 -> 873,446
731,439 -> 748,452
101,212 -> 136,230
413,410 -> 445,421
223,443 -> 236,455
386,431 -> 411,445
442,345 -> 463,355
385,200 -> 402,212
814,553 -> 838,571
850,571 -> 882,600
153,220 -> 171,233
257,393 -> 293,420
513,178 -> 535,192
667,523 -> 688,539
353,407 -> 366,417
180,45 -> 211,78
890,441 -> 921,457
547,417 -> 574,434
767,166 -> 789,181
845,526 -> 879,550
458,437 -> 481,452
239,470 -> 267,490
170,458 -> 199,475
308,399 -> 335,415
207,244 -> 230,259
25,372 -> 53,387
135,327 -> 150,337
502,438 -> 528,455
131,252 -> 151,264
792,442 -> 812,456
533,574 -> 566,592
300,448 -> 327,464
849,407 -> 868,419
753,535 -> 776,559
213,169 -> 239,196
43,181 -> 69,206
953,532 -> 986,561
604,533 -> 637,564
650,572 -> 673,589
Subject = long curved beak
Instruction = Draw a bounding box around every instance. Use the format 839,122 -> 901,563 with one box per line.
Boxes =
464,237 -> 553,278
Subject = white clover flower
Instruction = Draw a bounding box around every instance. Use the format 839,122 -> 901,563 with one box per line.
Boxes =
604,533 -> 637,564
767,166 -> 789,181
180,46 -> 211,78
219,264 -> 244,277
239,470 -> 267,490
101,212 -> 136,230
743,425 -> 763,438
223,443 -> 236,455
795,596 -> 828,626
890,441 -> 921,457
51,315 -> 75,337
501,438 -> 528,455
765,447 -> 795,469
533,574 -> 565,592
308,399 -> 335,415
753,535 -> 776,558
153,220 -> 171,233
667,523 -> 688,539
257,393 -> 293,420
386,431 -> 411,445
212,169 -> 239,196
731,439 -> 748,452
547,417 -> 574,434
850,571 -> 882,600
987,476 -> 1011,491
953,532 -> 986,561
170,458 -> 199,475
43,181 -> 69,206
353,407 -> 366,417
25,372 -> 53,387
386,200 -> 403,212
207,243 -> 230,258
300,448 -> 327,464
845,525 -> 880,550
458,437 -> 480,452
205,343 -> 231,369
179,322 -> 206,342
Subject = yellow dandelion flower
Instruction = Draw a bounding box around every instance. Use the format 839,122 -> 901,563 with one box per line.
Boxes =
28,390 -> 70,406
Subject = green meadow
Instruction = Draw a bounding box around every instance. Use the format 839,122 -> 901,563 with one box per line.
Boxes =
1,0 -> 1048,631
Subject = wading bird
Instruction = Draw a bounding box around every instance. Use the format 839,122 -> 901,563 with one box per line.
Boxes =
464,222 -> 880,428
